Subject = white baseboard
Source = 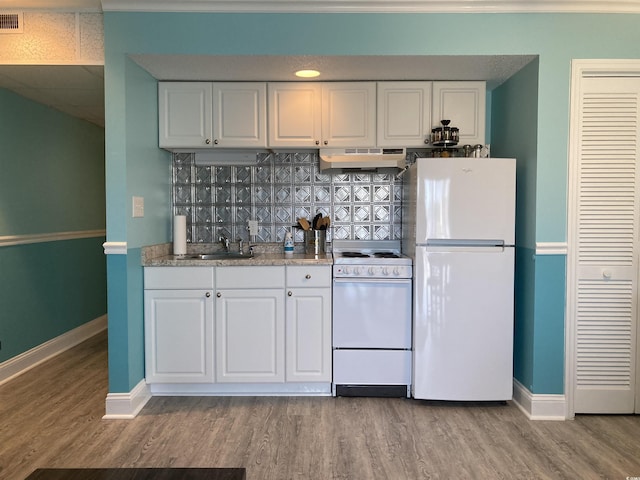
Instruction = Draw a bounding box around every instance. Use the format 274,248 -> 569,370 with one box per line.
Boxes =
512,379 -> 567,420
0,315 -> 108,386
103,379 -> 152,419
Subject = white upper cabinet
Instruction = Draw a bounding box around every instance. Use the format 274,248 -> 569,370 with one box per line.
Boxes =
159,81 -> 267,149
159,82 -> 213,148
212,82 -> 267,148
432,81 -> 486,146
321,82 -> 377,148
268,83 -> 322,148
160,81 -> 486,150
377,81 -> 432,148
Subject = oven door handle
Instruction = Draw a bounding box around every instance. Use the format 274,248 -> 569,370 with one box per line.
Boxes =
333,278 -> 411,284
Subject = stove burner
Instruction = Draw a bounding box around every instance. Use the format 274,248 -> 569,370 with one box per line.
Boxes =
373,252 -> 400,258
341,251 -> 370,258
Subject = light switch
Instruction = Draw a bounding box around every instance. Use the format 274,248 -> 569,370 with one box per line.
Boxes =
132,196 -> 144,218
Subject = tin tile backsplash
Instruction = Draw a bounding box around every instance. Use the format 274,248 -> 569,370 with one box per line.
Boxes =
172,151 -> 410,244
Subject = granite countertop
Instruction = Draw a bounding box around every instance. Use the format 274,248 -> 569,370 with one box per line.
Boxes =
142,243 -> 333,267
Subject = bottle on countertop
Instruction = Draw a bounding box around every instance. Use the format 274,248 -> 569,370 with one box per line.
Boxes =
284,231 -> 294,254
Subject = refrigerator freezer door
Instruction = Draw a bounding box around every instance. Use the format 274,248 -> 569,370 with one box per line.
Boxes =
415,158 -> 516,245
413,246 -> 514,401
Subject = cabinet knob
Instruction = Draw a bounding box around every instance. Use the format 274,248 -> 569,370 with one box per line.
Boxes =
288,291 -> 293,296
603,271 -> 612,279
315,140 -> 320,145
323,140 -> 328,145
305,274 -> 311,279
205,138 -> 211,145
216,292 -> 222,297
424,138 -> 430,144
214,139 -> 219,145
205,292 -> 211,298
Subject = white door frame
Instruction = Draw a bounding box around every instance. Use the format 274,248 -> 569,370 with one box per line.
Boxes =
566,59 -> 640,419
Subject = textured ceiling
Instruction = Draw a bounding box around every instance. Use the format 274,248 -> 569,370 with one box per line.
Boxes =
0,65 -> 105,126
0,0 -> 102,10
131,54 -> 536,88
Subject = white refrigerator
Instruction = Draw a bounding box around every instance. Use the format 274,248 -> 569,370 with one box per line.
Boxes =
402,157 -> 516,401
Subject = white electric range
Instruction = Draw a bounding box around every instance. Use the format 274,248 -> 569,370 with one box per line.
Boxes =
331,240 -> 413,397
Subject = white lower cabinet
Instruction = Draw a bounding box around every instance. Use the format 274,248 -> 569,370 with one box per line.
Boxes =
144,264 -> 332,392
144,267 -> 215,383
285,266 -> 332,382
215,266 -> 285,383
215,288 -> 285,383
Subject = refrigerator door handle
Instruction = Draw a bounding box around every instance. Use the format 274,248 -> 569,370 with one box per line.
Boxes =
422,245 -> 511,253
426,239 -> 505,247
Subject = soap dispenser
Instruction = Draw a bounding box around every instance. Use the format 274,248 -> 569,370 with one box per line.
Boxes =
284,231 -> 294,254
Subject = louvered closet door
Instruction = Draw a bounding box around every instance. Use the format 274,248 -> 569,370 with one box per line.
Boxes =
574,76 -> 640,413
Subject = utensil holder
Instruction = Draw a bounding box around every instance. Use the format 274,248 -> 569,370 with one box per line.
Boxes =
304,230 -> 326,255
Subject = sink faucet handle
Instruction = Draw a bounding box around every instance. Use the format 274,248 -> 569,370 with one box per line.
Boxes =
219,235 -> 230,251
237,238 -> 244,254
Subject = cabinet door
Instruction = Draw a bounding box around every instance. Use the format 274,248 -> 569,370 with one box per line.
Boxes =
158,82 -> 213,148
144,289 -> 214,383
432,81 -> 486,146
286,287 -> 332,382
215,288 -> 285,382
377,81 -> 432,147
212,82 -> 267,148
321,82 -> 377,148
268,83 -> 322,148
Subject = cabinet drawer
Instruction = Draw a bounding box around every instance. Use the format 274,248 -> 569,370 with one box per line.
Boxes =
286,266 -> 331,288
144,267 -> 214,290
216,266 -> 285,289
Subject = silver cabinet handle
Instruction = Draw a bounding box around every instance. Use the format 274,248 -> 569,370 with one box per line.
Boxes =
288,291 -> 293,296
205,138 -> 211,145
214,139 -> 219,145
205,292 -> 211,298
216,292 -> 222,297
305,274 -> 311,279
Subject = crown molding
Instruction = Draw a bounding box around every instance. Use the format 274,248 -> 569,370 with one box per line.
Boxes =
101,0 -> 640,14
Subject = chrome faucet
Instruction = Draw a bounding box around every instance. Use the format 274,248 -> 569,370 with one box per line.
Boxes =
238,238 -> 244,255
219,235 -> 230,252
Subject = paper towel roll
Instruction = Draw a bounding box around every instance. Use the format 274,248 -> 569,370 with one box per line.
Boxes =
173,215 -> 187,255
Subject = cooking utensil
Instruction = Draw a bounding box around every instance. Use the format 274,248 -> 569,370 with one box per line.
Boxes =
318,216 -> 331,230
298,217 -> 311,230
312,212 -> 322,230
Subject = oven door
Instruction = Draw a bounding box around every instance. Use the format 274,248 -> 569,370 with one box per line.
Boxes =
332,278 -> 412,349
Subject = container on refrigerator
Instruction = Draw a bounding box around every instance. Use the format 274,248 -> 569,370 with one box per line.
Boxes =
402,157 -> 516,401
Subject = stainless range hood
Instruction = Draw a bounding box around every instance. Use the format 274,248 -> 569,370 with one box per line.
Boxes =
319,147 -> 406,172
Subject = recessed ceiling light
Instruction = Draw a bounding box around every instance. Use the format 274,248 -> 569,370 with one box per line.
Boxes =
295,69 -> 320,78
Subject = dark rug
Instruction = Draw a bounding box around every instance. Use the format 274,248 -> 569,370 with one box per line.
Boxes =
25,468 -> 246,480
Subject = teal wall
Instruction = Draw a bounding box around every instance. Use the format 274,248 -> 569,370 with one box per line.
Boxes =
0,89 -> 107,363
104,54 -> 171,391
103,11 -> 640,394
491,58 -> 566,394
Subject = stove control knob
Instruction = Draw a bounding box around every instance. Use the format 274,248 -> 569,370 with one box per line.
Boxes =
368,267 -> 376,275
343,266 -> 351,275
353,267 -> 362,276
382,267 -> 390,276
393,267 -> 401,276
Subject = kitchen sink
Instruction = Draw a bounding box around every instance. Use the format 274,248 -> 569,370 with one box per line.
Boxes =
179,252 -> 254,260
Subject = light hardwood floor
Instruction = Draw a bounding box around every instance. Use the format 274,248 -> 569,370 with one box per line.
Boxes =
1,330 -> 640,480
